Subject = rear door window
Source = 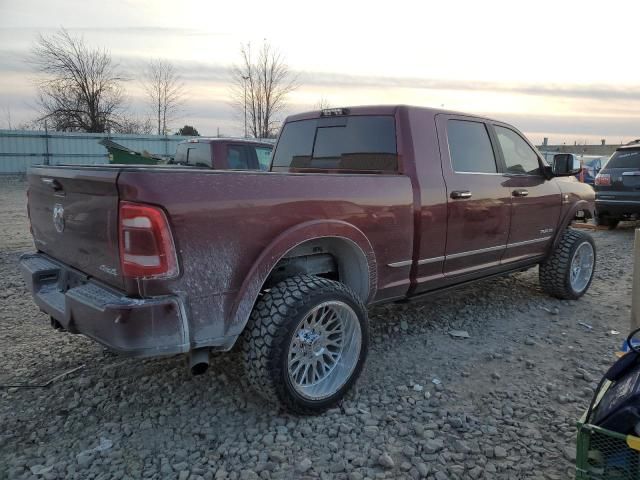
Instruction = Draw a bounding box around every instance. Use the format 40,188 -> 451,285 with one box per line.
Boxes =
447,120 -> 497,173
606,150 -> 640,169
272,115 -> 398,172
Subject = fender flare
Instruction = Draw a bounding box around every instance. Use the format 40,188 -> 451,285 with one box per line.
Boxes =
551,200 -> 595,251
225,219 -> 377,338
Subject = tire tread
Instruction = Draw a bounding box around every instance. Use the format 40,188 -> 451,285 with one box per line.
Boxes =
539,229 -> 595,300
241,274 -> 367,415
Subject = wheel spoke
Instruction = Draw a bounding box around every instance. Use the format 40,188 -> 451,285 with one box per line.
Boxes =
569,242 -> 594,293
324,316 -> 341,332
291,360 -> 305,381
316,307 -> 332,326
314,361 -> 323,382
286,300 -> 362,400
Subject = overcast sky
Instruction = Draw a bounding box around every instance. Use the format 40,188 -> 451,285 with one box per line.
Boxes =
1,0 -> 639,143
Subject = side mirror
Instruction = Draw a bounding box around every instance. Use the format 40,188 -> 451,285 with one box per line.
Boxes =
553,154 -> 581,176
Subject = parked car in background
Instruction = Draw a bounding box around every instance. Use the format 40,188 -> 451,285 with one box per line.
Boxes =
579,156 -> 605,185
172,138 -> 274,170
20,105 -> 595,414
595,143 -> 640,228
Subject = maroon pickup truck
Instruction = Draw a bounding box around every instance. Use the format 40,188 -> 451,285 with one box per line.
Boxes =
20,105 -> 595,414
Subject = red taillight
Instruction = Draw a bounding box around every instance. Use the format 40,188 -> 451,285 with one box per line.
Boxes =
119,202 -> 178,279
595,173 -> 611,186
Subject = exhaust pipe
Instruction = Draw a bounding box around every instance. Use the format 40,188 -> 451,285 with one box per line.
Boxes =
189,348 -> 210,376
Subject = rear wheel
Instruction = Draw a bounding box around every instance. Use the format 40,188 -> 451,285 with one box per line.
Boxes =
242,275 -> 368,414
539,229 -> 596,300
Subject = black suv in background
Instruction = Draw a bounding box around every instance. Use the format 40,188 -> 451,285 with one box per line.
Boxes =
595,143 -> 640,229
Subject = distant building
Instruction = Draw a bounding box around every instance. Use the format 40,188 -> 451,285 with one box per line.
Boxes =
537,142 -> 620,156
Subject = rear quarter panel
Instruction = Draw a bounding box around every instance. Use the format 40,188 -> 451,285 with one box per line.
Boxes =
117,169 -> 413,347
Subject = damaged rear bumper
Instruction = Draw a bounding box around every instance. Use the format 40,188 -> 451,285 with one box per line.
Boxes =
19,253 -> 189,357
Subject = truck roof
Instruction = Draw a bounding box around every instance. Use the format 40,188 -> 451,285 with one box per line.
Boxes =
617,141 -> 640,151
285,104 -> 495,123
178,137 -> 275,146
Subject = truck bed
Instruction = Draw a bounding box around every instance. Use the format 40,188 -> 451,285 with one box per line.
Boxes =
26,164 -> 415,348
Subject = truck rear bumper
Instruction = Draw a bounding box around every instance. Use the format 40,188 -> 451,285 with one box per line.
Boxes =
19,253 -> 189,357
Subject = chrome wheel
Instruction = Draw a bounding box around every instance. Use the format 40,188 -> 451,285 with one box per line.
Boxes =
570,242 -> 594,293
287,301 -> 362,401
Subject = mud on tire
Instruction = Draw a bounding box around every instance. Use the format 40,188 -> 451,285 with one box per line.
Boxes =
241,275 -> 369,415
539,229 -> 596,300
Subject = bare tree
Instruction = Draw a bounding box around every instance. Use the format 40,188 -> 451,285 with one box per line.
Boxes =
30,28 -> 125,132
142,59 -> 184,135
115,116 -> 154,134
2,105 -> 13,130
231,42 -> 298,139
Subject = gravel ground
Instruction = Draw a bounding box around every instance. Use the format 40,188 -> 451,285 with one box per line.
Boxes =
0,175 -> 636,480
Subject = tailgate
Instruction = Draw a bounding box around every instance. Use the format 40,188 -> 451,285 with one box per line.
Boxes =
27,166 -> 124,289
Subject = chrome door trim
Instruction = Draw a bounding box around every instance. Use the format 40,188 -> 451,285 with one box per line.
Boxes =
389,255 -> 447,268
418,256 -> 445,265
446,244 -> 504,260
388,260 -> 412,268
506,236 -> 551,248
390,237 -> 551,268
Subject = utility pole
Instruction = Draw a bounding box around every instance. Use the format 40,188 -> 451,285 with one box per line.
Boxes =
242,75 -> 249,138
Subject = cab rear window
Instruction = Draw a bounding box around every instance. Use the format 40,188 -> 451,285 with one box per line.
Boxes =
605,150 -> 640,169
272,115 -> 398,172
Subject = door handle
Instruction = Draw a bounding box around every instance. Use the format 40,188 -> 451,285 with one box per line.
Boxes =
450,190 -> 472,199
512,189 -> 529,197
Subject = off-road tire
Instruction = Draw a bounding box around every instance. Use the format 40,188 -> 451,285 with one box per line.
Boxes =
539,229 -> 596,300
242,275 -> 368,415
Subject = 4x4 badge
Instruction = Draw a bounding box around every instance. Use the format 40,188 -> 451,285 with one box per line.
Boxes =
52,204 -> 65,233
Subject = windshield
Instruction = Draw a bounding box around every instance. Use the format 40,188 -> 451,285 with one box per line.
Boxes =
605,150 -> 640,169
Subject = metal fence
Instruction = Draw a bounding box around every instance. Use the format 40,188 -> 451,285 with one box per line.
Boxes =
0,130 -> 194,174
